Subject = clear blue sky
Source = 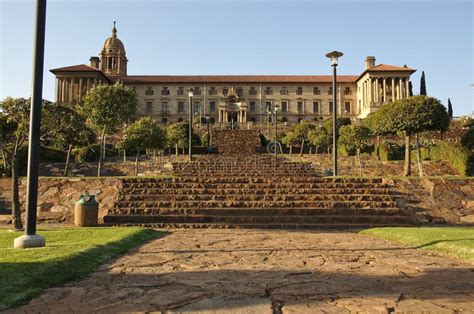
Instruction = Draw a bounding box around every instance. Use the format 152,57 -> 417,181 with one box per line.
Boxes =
1,0 -> 473,116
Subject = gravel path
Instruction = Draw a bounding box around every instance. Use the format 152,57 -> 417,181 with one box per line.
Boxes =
10,229 -> 474,313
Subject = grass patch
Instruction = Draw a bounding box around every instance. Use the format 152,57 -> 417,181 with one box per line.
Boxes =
360,227 -> 474,261
0,227 -> 161,311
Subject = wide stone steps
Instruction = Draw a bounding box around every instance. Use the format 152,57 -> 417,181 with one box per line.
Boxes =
108,207 -> 407,216
117,194 -> 397,202
119,188 -> 394,195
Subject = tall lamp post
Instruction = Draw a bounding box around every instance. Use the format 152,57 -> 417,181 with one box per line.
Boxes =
273,102 -> 279,158
14,0 -> 47,249
188,88 -> 193,161
325,50 -> 343,177
205,115 -> 211,153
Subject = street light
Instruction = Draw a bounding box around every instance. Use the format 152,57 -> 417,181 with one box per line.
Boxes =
273,102 -> 279,158
325,50 -> 343,177
188,88 -> 193,161
205,115 -> 211,153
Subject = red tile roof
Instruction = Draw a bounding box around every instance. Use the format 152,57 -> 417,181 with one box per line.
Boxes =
368,64 -> 416,72
50,64 -> 102,73
109,75 -> 358,84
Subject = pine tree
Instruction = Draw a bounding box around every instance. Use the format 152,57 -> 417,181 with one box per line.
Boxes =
420,71 -> 427,95
409,81 -> 413,96
448,98 -> 453,118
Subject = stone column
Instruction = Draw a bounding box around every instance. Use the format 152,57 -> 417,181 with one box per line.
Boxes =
368,79 -> 372,105
405,78 -> 410,97
86,77 -> 90,91
69,78 -> 74,103
391,78 -> 395,101
383,78 -> 387,103
373,78 -> 378,103
61,79 -> 66,103
78,78 -> 83,102
398,78 -> 402,100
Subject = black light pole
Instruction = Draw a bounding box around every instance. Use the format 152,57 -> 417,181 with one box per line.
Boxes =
188,89 -> 193,161
325,50 -> 343,177
206,115 -> 210,152
14,0 -> 47,249
274,103 -> 279,158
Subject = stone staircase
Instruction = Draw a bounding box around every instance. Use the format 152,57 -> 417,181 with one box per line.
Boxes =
104,129 -> 414,229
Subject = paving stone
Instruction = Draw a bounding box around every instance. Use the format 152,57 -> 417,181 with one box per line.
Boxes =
11,229 -> 474,313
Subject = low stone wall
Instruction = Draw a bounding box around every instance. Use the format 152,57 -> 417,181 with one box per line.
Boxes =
0,178 -> 121,224
387,178 -> 474,224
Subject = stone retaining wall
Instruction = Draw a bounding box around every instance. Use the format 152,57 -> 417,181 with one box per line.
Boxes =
212,130 -> 261,155
0,178 -> 121,224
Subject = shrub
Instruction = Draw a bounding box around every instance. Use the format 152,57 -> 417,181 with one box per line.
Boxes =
377,142 -> 404,161
429,142 -> 474,176
280,116 -> 288,123
460,129 -> 474,150
460,116 -> 474,128
72,145 -> 101,162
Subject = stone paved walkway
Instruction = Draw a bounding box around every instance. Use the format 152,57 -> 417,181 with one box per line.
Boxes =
10,229 -> 474,313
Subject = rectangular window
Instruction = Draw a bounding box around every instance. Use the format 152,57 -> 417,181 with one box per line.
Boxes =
145,87 -> 154,96
249,87 -> 257,95
344,101 -> 351,114
297,101 -> 303,114
161,87 -> 169,96
281,101 -> 288,113
194,101 -> 200,114
223,87 -> 229,96
177,87 -> 184,96
210,101 -> 216,112
178,101 -> 185,113
265,101 -> 272,112
250,101 -> 256,113
194,87 -> 201,95
280,88 -> 288,95
329,102 -> 333,113
209,87 -> 217,95
237,87 -> 243,97
297,87 -> 303,95
344,87 -> 351,95
146,101 -> 153,114
265,87 -> 272,95
313,101 -> 319,113
162,101 -> 168,114
313,87 -> 320,95
328,87 -> 333,95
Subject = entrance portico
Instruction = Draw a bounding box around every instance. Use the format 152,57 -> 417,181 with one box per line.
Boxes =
217,86 -> 248,124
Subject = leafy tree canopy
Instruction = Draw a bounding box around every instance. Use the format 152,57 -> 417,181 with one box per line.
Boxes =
281,131 -> 300,146
338,124 -> 372,152
82,83 -> 137,133
308,127 -> 332,148
323,117 -> 351,135
124,117 -> 165,152
290,121 -> 317,141
166,123 -> 200,148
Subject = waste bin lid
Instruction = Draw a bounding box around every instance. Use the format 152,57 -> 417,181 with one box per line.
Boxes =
76,194 -> 98,205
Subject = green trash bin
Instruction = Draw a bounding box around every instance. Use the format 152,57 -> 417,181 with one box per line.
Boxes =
74,194 -> 99,226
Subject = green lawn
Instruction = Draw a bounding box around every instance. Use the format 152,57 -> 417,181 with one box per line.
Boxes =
360,227 -> 474,261
0,227 -> 161,311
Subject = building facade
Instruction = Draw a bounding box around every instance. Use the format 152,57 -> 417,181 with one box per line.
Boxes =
50,25 -> 416,124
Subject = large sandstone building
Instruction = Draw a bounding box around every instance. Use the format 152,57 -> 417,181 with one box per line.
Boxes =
51,24 -> 416,124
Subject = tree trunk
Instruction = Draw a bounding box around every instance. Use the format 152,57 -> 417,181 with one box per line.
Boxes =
299,139 -> 305,157
97,127 -> 106,177
123,149 -> 126,163
315,146 -> 319,155
357,148 -> 362,176
175,143 -> 178,156
1,148 -> 8,172
415,134 -> 423,177
403,133 -> 411,177
289,145 -> 292,156
63,144 -> 73,177
376,135 -> 381,161
309,146 -> 312,154
11,141 -> 23,231
135,149 -> 140,176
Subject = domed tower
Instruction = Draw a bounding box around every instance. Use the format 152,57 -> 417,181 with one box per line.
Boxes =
99,22 -> 127,76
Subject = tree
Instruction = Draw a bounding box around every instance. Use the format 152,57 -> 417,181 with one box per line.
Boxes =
409,81 -> 414,96
338,125 -> 371,175
371,95 -> 449,176
281,131 -> 299,155
166,123 -> 200,155
362,113 -> 385,161
308,127 -> 331,155
323,117 -> 352,135
448,98 -> 453,118
124,117 -> 165,175
288,121 -> 316,156
41,102 -> 95,176
420,71 -> 427,95
82,83 -> 137,176
0,97 -> 32,230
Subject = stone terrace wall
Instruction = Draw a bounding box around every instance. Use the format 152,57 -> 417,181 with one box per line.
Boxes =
212,130 -> 261,155
0,178 -> 121,224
